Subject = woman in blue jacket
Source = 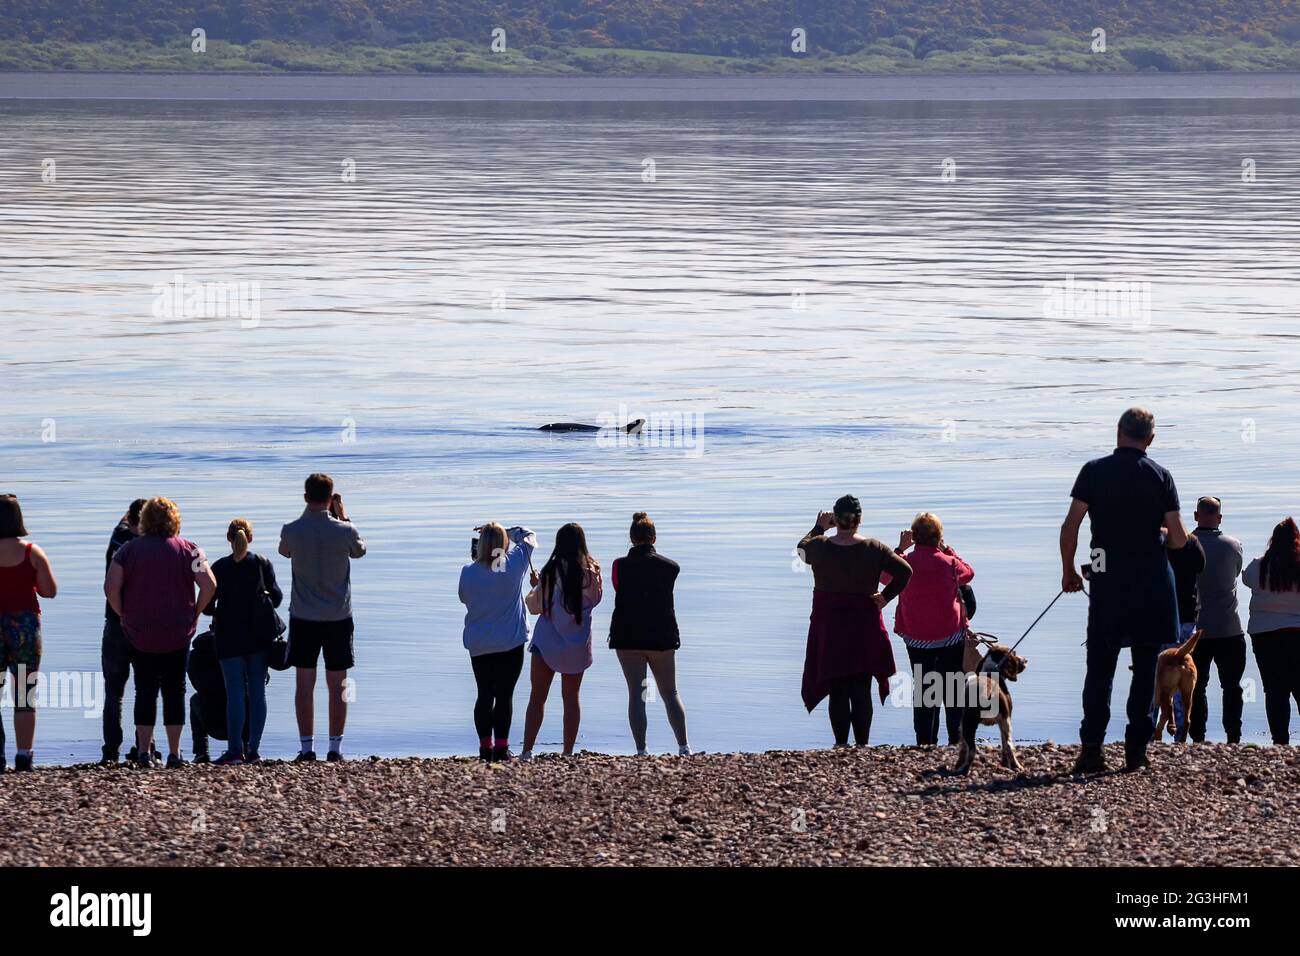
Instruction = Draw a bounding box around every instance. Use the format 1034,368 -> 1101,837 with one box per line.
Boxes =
458,524 -> 535,761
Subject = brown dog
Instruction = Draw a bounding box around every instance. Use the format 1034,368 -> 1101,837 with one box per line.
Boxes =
1152,628 -> 1201,743
952,644 -> 1029,775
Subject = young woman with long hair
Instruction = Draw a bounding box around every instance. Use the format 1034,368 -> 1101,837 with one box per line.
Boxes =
1243,517 -> 1300,744
520,523 -> 602,760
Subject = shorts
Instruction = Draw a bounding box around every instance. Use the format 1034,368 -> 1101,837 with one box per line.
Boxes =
1,611 -> 43,712
288,616 -> 355,671
0,611 -> 42,671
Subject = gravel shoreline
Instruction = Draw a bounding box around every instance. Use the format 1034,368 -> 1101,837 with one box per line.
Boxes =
3,743 -> 1296,866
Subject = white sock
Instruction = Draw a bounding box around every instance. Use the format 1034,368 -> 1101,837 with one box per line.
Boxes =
300,736 -> 313,754
329,735 -> 343,754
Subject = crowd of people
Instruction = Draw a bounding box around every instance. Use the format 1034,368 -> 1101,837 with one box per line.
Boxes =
0,406 -> 1297,770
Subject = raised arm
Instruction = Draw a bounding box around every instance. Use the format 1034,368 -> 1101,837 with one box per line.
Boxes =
946,547 -> 975,585
798,512 -> 835,564
1060,498 -> 1088,592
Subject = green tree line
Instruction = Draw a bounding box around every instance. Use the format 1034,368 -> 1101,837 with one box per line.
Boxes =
4,1 -> 1300,57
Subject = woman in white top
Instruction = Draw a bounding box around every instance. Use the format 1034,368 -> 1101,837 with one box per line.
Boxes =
1242,517 -> 1300,744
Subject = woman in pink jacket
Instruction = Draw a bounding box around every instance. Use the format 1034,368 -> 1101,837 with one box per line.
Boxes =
889,512 -> 974,746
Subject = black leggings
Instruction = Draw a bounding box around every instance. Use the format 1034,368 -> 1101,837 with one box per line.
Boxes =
470,645 -> 525,742
906,642 -> 966,745
828,674 -> 872,746
1250,629 -> 1300,744
132,648 -> 188,726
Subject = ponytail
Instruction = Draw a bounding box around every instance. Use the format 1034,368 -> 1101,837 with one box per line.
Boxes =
228,518 -> 252,560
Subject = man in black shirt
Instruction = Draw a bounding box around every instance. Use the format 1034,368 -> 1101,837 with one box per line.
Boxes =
1060,408 -> 1190,773
101,498 -> 146,765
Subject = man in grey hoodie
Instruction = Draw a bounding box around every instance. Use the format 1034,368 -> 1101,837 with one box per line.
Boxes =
1189,496 -> 1247,743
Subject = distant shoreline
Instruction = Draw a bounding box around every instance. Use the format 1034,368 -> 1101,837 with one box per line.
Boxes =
5,70 -> 1300,102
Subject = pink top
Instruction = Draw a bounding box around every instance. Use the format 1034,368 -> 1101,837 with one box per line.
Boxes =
884,545 -> 974,643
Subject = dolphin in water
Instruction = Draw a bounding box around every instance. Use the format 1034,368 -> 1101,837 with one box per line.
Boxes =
539,418 -> 645,434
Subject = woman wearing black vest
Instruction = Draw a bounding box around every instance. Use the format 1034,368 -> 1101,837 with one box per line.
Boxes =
609,513 -> 691,755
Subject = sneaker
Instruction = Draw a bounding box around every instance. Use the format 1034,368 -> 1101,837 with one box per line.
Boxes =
326,750 -> 343,763
135,752 -> 156,768
244,751 -> 262,765
492,745 -> 513,762
293,751 -> 317,763
479,746 -> 492,763
635,748 -> 649,757
166,754 -> 185,769
213,751 -> 244,766
192,752 -> 211,765
14,754 -> 33,772
99,752 -> 119,767
678,745 -> 693,756
519,750 -> 533,763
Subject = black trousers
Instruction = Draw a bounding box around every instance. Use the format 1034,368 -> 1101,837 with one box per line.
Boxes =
101,618 -> 133,756
828,674 -> 872,746
470,645 -> 525,742
1250,629 -> 1300,745
906,642 -> 966,745
1080,638 -> 1158,747
132,648 -> 188,727
1189,636 -> 1247,743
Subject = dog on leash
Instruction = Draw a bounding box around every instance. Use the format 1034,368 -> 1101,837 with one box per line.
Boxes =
1152,628 -> 1201,743
952,643 -> 1029,775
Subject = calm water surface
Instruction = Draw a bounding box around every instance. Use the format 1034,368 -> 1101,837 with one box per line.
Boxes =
2,79 -> 1299,762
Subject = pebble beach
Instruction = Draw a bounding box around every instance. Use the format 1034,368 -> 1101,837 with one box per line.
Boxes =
4,743 -> 1297,866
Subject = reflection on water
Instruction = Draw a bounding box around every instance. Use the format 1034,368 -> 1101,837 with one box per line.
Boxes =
2,92 -> 1299,761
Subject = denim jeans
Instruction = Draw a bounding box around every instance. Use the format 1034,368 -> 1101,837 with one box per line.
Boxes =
219,651 -> 269,755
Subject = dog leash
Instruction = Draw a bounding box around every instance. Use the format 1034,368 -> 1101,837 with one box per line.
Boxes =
969,586 -> 1082,653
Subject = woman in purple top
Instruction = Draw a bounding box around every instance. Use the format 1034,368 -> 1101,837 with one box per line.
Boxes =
105,497 -> 217,768
520,523 -> 603,759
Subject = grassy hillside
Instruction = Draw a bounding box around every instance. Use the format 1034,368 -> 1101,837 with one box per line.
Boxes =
3,1 -> 1300,74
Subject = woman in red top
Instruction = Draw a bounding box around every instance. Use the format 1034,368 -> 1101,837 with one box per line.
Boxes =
889,512 -> 974,746
0,495 -> 59,772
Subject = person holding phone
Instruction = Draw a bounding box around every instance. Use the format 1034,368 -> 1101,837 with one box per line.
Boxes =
279,474 -> 366,762
458,523 -> 536,761
797,495 -> 912,748
520,524 -> 602,760
888,512 -> 974,746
